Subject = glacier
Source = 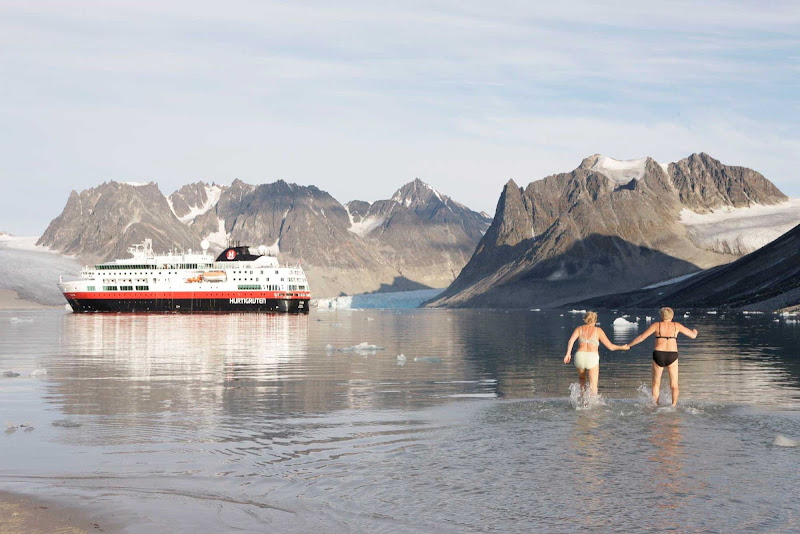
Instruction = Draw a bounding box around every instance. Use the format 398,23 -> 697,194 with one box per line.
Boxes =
0,235 -> 81,305
680,198 -> 800,255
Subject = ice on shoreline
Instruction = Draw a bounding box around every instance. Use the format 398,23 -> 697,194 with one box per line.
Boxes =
313,288 -> 443,310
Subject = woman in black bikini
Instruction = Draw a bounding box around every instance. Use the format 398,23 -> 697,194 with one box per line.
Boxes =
626,307 -> 698,406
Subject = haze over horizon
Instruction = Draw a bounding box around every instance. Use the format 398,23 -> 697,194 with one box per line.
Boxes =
1,0 -> 799,235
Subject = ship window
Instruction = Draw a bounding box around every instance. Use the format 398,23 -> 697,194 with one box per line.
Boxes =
237,284 -> 261,290
103,285 -> 117,291
136,285 -> 149,291
87,286 -> 95,291
120,285 -> 133,291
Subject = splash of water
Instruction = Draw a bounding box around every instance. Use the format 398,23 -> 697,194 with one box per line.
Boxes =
568,383 -> 606,410
636,384 -> 675,407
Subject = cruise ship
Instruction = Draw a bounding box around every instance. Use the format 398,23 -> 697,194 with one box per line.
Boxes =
58,239 -> 310,313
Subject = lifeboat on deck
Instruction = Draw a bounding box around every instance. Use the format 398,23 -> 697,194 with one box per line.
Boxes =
201,271 -> 227,282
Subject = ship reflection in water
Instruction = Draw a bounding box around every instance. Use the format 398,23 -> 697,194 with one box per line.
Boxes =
1,309 -> 800,532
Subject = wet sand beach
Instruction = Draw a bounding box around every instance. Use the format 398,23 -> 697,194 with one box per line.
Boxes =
0,490 -> 109,533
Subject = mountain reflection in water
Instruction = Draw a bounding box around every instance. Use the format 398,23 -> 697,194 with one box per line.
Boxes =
1,309 -> 799,532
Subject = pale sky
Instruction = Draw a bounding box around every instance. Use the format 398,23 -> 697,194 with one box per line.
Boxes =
1,0 -> 799,234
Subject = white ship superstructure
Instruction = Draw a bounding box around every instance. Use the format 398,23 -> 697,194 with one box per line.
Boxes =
58,239 -> 310,313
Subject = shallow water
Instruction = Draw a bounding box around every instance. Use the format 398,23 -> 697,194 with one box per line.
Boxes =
1,309 -> 800,532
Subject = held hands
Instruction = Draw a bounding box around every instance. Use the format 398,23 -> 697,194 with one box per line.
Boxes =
619,344 -> 630,351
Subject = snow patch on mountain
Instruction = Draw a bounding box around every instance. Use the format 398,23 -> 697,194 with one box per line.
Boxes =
346,205 -> 386,237
680,198 -> 800,255
123,181 -> 150,187
170,184 -> 224,222
642,271 -> 702,289
591,156 -> 650,184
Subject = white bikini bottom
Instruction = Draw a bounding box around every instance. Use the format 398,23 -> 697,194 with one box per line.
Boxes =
574,351 -> 599,370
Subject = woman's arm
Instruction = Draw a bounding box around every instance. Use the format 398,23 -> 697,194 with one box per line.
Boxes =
627,323 -> 657,348
564,328 -> 580,363
597,328 -> 627,351
675,322 -> 698,339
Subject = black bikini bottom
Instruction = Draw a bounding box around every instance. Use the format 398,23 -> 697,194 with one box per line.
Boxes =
653,350 -> 679,368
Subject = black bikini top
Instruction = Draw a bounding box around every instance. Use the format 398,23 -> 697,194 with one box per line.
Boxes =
656,323 -> 677,339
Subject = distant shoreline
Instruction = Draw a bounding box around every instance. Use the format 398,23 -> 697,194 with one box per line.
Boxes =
0,289 -> 60,310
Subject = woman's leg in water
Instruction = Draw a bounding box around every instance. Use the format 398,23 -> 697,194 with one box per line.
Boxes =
587,365 -> 599,395
652,361 -> 664,405
578,368 -> 586,391
666,360 -> 679,406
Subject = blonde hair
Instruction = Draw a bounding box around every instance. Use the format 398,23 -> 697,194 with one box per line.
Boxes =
660,307 -> 674,321
583,311 -> 597,324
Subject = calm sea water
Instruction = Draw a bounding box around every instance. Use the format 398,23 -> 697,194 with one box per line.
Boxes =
1,308 -> 800,532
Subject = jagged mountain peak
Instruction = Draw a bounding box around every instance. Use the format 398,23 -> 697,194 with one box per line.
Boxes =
391,178 -> 446,208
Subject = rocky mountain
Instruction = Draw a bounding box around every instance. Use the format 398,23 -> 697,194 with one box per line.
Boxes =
38,178 -> 491,297
427,153 -> 791,309
577,221 -> 800,311
187,178 -> 491,296
37,181 -> 201,262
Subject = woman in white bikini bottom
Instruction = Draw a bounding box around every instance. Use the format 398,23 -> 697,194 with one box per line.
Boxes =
564,311 -> 628,394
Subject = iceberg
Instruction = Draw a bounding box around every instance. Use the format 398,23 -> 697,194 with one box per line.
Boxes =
613,317 -> 637,327
338,342 -> 384,355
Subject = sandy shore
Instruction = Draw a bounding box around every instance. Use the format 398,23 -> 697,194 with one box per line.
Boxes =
0,289 -> 59,310
0,491 -> 111,533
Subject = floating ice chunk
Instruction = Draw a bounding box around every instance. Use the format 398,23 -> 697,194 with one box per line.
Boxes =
742,311 -> 764,315
568,309 -> 586,314
6,423 -> 34,433
52,419 -> 82,428
636,317 -> 641,321
646,316 -> 653,322
30,368 -> 47,377
613,317 -> 637,327
397,354 -> 406,366
413,356 -> 443,363
325,344 -> 335,354
366,317 -> 374,321
773,435 -> 800,447
339,342 -> 384,354
2,371 -> 20,377
10,317 -> 33,323
530,308 -> 541,312
707,311 -> 717,314
448,393 -> 497,398
622,314 -> 630,318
